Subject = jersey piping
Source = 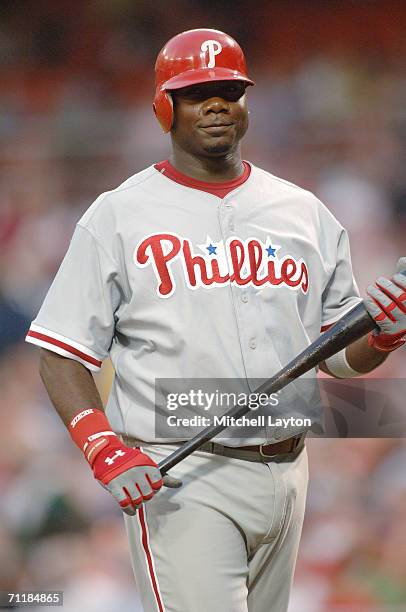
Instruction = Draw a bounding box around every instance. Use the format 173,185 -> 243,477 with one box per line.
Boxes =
26,324 -> 103,371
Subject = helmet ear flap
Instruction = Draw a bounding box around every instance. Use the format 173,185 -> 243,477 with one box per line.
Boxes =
153,89 -> 173,133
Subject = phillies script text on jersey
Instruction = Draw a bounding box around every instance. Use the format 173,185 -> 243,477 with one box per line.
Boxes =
135,233 -> 309,298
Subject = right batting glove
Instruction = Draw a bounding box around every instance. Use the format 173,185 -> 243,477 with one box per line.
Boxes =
364,257 -> 406,353
68,408 -> 181,516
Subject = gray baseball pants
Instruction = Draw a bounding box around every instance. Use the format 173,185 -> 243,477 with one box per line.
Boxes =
124,442 -> 308,612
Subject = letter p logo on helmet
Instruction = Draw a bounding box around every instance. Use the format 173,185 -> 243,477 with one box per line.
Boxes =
201,39 -> 222,68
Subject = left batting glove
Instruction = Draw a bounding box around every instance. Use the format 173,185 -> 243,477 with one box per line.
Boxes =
364,257 -> 406,353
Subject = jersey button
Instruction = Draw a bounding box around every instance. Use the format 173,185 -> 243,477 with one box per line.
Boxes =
249,338 -> 257,349
274,428 -> 282,440
241,294 -> 248,303
229,223 -> 235,231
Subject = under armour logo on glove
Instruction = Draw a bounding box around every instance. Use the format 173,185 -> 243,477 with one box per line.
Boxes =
105,449 -> 126,466
364,257 -> 406,352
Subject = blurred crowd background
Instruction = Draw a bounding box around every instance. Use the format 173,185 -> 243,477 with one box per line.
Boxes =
0,1 -> 405,611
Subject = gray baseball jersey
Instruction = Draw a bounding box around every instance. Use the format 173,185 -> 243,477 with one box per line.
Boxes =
26,162 -> 361,445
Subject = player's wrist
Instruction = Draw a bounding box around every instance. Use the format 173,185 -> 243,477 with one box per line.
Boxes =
67,408 -> 119,461
67,408 -> 149,477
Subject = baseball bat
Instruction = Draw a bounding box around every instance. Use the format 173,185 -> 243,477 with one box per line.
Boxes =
159,275 -> 404,475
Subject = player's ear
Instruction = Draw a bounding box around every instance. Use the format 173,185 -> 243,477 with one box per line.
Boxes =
167,93 -> 177,131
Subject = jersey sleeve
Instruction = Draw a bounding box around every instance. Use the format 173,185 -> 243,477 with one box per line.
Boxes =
320,228 -> 362,331
25,224 -> 121,371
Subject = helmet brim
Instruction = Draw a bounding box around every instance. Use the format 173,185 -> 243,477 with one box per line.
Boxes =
163,67 -> 254,90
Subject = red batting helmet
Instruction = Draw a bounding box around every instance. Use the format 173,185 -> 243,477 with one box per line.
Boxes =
153,28 -> 254,133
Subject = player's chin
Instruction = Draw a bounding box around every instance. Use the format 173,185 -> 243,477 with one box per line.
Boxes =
198,134 -> 237,156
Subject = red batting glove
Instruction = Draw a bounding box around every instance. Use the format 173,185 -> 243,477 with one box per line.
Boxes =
68,409 -> 164,515
364,257 -> 406,353
88,436 -> 164,515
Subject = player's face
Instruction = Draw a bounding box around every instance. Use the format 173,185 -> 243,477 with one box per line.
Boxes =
170,80 -> 249,157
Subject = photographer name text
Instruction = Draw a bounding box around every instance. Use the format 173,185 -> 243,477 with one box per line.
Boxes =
166,415 -> 311,428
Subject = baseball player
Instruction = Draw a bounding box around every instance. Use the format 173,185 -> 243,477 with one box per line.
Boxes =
26,29 -> 405,612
